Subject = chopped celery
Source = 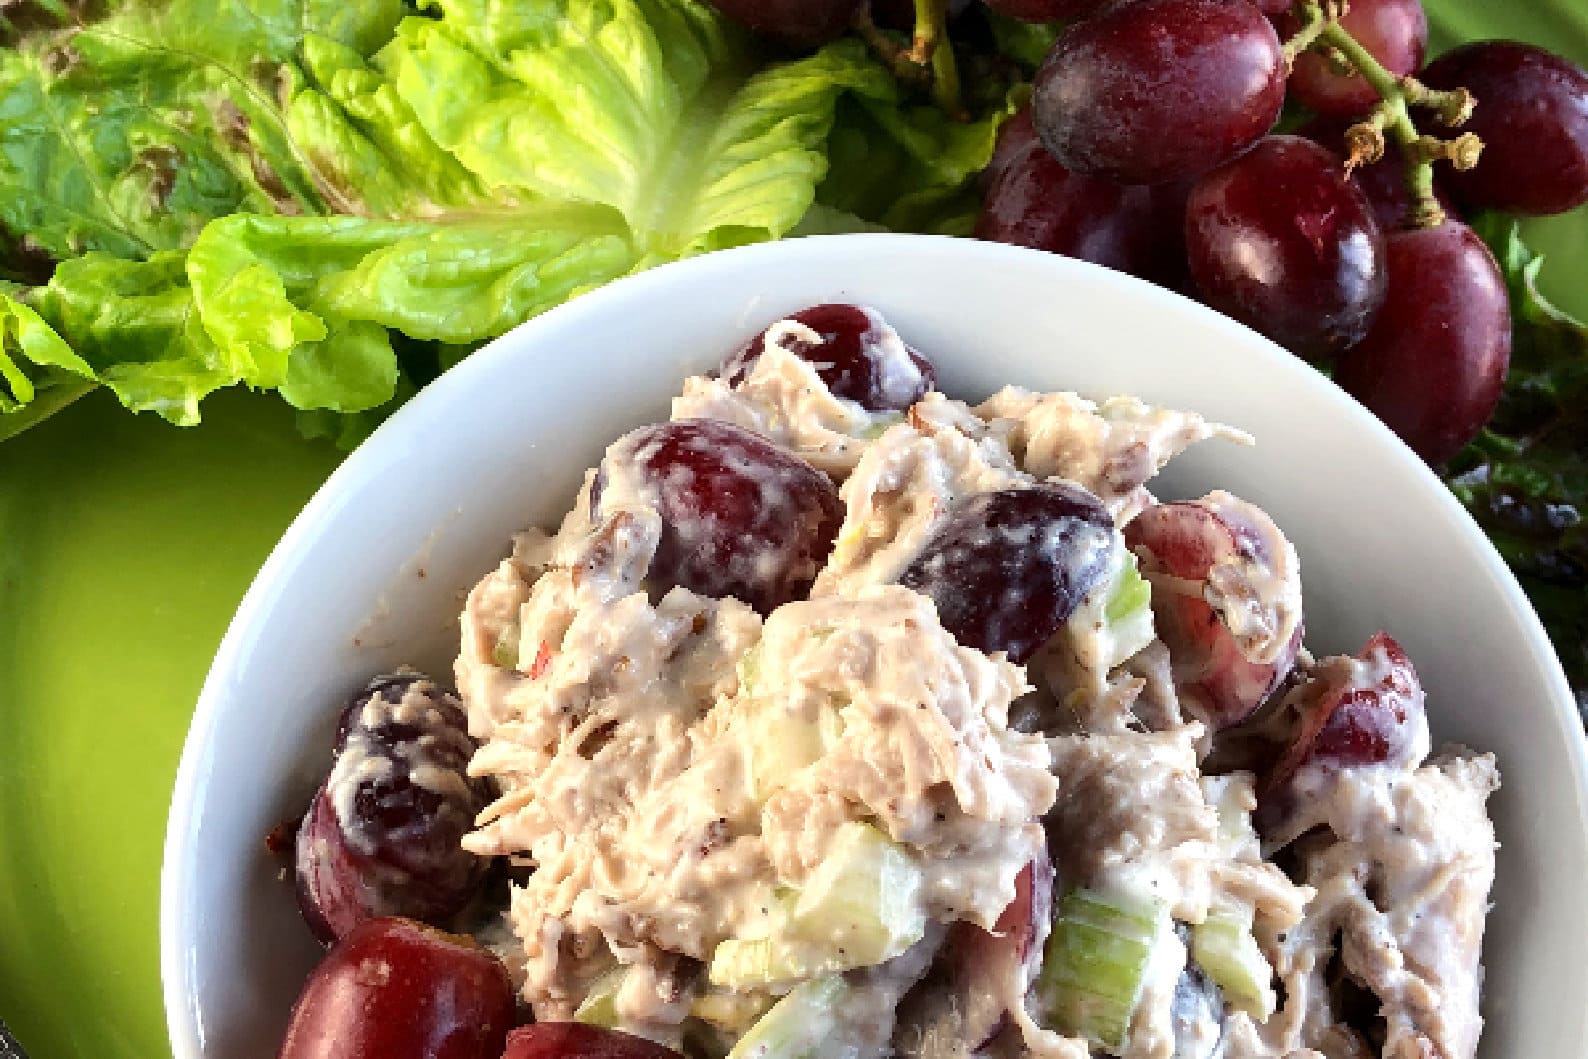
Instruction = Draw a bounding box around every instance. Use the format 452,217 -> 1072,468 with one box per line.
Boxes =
747,708 -> 826,801
726,975 -> 850,1059
1105,551 -> 1153,627
491,622 -> 521,669
1064,547 -> 1155,675
860,412 -> 903,440
1193,908 -> 1276,1021
737,644 -> 764,695
710,823 -> 925,988
574,966 -> 628,1028
691,988 -> 776,1034
1036,886 -> 1170,1051
708,935 -> 836,990
790,822 -> 926,967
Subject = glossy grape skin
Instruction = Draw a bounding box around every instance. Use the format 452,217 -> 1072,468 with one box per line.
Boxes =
898,484 -> 1115,663
1123,498 -> 1301,729
721,303 -> 936,412
278,917 -> 514,1059
1185,135 -> 1387,357
295,674 -> 490,944
1282,0 -> 1428,118
983,0 -> 1108,21
500,1025 -> 683,1059
704,0 -> 861,48
1267,633 -> 1426,791
1421,41 -> 1588,216
1334,222 -> 1510,467
594,420 -> 844,614
975,108 -> 1189,286
1031,0 -> 1287,185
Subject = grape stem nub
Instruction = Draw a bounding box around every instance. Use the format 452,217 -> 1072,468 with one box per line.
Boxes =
1287,0 -> 1484,229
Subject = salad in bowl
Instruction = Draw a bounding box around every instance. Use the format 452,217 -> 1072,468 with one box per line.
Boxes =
271,297 -> 1498,1059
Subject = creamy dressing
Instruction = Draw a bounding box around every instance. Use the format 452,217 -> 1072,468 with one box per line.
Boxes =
672,342 -> 884,478
451,307 -> 1499,1059
975,387 -> 1251,525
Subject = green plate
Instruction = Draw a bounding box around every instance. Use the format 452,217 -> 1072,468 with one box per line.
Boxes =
0,5 -> 1584,1056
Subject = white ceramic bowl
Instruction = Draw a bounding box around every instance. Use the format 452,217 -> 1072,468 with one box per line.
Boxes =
162,234 -> 1588,1057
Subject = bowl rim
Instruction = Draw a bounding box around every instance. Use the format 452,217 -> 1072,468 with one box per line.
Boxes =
160,232 -> 1588,1055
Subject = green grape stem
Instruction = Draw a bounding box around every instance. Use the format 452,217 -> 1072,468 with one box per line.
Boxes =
912,0 -> 966,119
1289,1 -> 1484,229
851,0 -> 965,118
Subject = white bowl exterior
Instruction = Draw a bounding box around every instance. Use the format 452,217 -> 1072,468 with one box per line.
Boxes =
162,235 -> 1588,1057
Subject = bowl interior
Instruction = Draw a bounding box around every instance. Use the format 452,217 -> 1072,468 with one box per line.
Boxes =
162,234 -> 1588,1057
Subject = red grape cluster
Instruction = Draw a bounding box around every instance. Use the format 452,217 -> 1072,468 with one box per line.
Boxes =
968,0 -> 1588,468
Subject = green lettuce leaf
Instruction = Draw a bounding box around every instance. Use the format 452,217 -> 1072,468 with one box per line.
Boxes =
377,2 -> 900,259
0,0 -> 408,259
4,209 -> 634,424
0,0 -> 985,443
818,89 -> 1016,236
1450,216 -> 1588,713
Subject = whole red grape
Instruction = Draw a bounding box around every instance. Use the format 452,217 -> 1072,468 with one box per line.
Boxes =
594,420 -> 844,614
278,917 -> 514,1059
721,303 -> 935,412
295,674 -> 491,944
898,484 -> 1115,663
1031,0 -> 1286,185
1282,0 -> 1428,118
705,0 -> 862,48
1421,41 -> 1588,216
1185,135 -> 1387,357
975,108 -> 1188,285
1334,221 -> 1510,467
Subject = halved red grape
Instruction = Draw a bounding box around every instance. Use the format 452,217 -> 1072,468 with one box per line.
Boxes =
898,484 -> 1115,663
500,1024 -> 683,1059
1266,632 -> 1427,793
721,303 -> 935,412
1421,41 -> 1588,216
295,674 -> 491,943
704,0 -> 862,48
594,420 -> 843,614
983,0 -> 1108,21
278,917 -> 514,1059
1185,135 -> 1387,357
1282,0 -> 1428,118
1123,495 -> 1301,729
1031,0 -> 1286,185
1333,221 -> 1510,467
975,108 -> 1189,286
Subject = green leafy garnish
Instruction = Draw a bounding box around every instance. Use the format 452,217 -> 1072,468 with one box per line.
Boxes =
1452,216 -> 1588,716
0,0 -> 1013,441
